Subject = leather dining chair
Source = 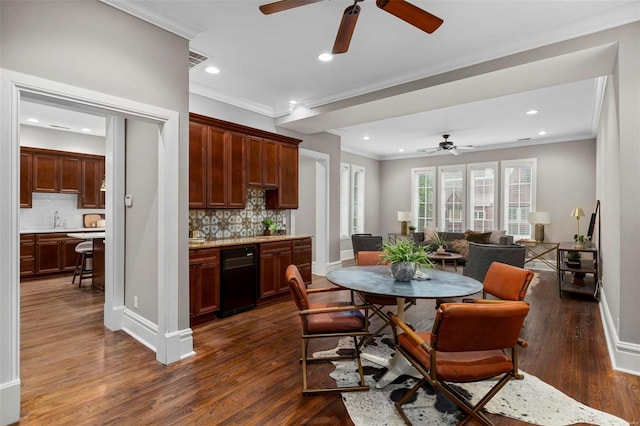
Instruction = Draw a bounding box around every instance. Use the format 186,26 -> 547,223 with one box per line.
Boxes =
481,261 -> 535,302
285,264 -> 371,395
355,251 -> 416,345
389,301 -> 530,426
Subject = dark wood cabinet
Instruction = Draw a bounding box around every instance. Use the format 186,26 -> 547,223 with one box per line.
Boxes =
189,248 -> 221,325
20,151 -> 33,208
189,121 -> 246,209
79,158 -> 106,209
247,137 -> 278,189
33,151 -> 81,194
93,238 -> 105,291
189,113 -> 300,209
34,233 -> 79,275
292,237 -> 312,286
266,142 -> 299,209
259,241 -> 292,299
20,234 -> 36,277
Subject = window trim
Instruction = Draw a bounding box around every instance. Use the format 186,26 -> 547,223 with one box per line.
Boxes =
500,158 -> 537,240
467,161 -> 499,232
411,167 -> 437,230
340,162 -> 365,239
438,165 -> 466,232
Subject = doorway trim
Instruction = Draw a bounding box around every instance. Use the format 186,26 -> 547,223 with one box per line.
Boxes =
1,69 -> 191,423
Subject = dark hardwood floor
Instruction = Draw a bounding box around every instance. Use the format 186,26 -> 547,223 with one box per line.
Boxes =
18,266 -> 640,425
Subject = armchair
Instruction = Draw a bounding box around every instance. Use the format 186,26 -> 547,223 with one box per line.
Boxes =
285,264 -> 371,395
463,242 -> 526,283
389,301 -> 530,425
351,234 -> 383,258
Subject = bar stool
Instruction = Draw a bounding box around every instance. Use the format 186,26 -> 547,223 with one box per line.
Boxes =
72,241 -> 93,287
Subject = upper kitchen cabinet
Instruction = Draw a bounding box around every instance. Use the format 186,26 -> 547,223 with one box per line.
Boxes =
20,150 -> 33,207
189,113 -> 300,209
189,120 -> 246,209
266,142 -> 298,209
32,149 -> 81,194
79,157 -> 105,209
247,136 -> 278,189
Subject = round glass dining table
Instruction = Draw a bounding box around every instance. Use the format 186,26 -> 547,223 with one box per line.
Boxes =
326,265 -> 483,388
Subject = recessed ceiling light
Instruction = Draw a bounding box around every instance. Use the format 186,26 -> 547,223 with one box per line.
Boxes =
398,148 -> 404,152
526,109 -> 539,115
289,100 -> 297,105
205,66 -> 220,74
538,130 -> 547,136
318,53 -> 333,62
363,135 -> 370,141
82,128 -> 92,132
27,118 -> 39,123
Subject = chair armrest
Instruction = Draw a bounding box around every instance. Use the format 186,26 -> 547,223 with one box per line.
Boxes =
464,298 -> 530,306
388,312 -> 434,354
299,304 -> 372,315
518,338 -> 528,348
306,287 -> 349,294
499,235 -> 514,245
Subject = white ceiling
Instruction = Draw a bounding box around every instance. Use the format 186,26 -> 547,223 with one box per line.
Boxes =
64,1 -> 640,158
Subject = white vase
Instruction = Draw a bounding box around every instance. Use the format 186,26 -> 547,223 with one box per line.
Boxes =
436,245 -> 446,255
390,262 -> 417,281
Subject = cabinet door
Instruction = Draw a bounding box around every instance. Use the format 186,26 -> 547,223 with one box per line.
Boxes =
20,151 -> 33,208
260,242 -> 292,298
189,122 -> 208,208
80,158 -> 100,208
20,234 -> 36,277
62,239 -> 79,272
97,159 -> 106,209
36,240 -> 62,274
262,139 -> 278,188
266,142 -> 298,209
206,126 -> 228,208
247,136 -> 263,187
194,260 -> 221,316
293,238 -> 312,286
227,131 -> 246,208
59,156 -> 81,193
33,153 -> 58,192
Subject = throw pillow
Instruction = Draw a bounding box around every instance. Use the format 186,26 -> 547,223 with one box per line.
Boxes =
423,226 -> 439,243
489,229 -> 507,245
449,239 -> 470,260
465,231 -> 492,244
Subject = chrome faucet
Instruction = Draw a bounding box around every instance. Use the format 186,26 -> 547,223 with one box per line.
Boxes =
53,211 -> 61,229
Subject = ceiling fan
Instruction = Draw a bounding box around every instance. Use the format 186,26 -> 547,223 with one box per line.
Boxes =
417,134 -> 475,156
259,0 -> 444,54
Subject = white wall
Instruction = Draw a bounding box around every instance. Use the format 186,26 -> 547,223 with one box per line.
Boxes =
0,1 -> 190,423
20,125 -> 105,155
296,155 -> 317,259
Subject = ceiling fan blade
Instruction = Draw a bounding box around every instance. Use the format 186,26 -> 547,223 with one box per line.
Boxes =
449,148 -> 461,156
259,0 -> 324,15
376,0 -> 444,34
332,4 -> 361,54
455,145 -> 475,150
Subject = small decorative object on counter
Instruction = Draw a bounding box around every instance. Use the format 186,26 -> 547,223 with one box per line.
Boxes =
262,218 -> 276,236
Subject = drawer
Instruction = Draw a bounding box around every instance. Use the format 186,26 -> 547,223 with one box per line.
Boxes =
292,238 -> 311,251
20,244 -> 35,259
36,232 -> 69,242
260,241 -> 292,255
190,248 -> 220,263
293,251 -> 311,265
21,234 -> 35,243
20,259 -> 36,276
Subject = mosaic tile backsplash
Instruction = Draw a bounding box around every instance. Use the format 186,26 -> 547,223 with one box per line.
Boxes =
189,189 -> 285,239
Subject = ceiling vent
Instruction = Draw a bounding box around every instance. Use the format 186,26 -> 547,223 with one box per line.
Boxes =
189,50 -> 209,69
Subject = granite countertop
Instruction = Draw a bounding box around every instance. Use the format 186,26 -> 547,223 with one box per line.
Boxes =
189,234 -> 312,249
21,228 -> 105,234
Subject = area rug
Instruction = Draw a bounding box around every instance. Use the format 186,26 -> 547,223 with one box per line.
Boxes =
314,337 -> 628,426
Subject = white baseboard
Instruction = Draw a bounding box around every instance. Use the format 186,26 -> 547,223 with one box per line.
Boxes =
600,289 -> 640,376
341,249 -> 354,262
0,379 -> 20,425
313,260 -> 344,276
122,308 -> 158,352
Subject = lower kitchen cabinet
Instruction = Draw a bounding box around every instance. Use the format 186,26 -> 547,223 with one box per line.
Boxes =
292,237 -> 312,286
35,233 -> 78,275
20,234 -> 36,277
260,241 -> 292,299
189,248 -> 221,325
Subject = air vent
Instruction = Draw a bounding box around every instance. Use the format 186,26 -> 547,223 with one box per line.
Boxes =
189,50 -> 208,69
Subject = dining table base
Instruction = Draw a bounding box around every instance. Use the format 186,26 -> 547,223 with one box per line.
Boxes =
361,350 -> 421,388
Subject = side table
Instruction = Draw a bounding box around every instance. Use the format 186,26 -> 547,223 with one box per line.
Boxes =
388,233 -> 414,244
517,240 -> 559,271
427,252 -> 463,271
556,242 -> 599,299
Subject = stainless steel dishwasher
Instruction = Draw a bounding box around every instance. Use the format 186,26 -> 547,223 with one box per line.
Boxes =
219,246 -> 258,317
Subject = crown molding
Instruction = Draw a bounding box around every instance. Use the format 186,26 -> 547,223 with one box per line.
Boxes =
189,81 -> 276,118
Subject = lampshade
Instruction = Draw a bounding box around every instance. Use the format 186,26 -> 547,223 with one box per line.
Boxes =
570,208 -> 585,218
397,211 -> 412,222
99,178 -> 106,192
528,211 -> 550,224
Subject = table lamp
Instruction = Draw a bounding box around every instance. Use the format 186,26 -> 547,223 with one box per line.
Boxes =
570,207 -> 585,236
528,211 -> 550,242
397,211 -> 412,235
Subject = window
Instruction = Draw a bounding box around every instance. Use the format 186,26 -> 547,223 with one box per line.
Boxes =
439,166 -> 465,232
502,159 -> 536,240
468,162 -> 498,232
411,167 -> 436,230
340,163 -> 365,238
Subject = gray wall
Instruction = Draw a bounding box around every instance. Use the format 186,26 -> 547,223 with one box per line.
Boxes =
379,139 -> 597,243
20,125 -> 105,155
296,155 -> 317,259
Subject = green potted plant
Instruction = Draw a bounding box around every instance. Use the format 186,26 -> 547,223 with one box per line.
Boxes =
565,250 -> 581,267
573,234 -> 585,249
424,227 -> 448,254
262,218 -> 276,236
408,225 -> 416,233
380,240 -> 433,281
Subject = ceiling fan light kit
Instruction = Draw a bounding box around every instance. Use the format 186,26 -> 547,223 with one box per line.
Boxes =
418,134 -> 475,156
259,0 -> 443,54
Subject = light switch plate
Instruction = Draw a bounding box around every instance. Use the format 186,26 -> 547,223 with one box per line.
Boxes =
124,194 -> 133,207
